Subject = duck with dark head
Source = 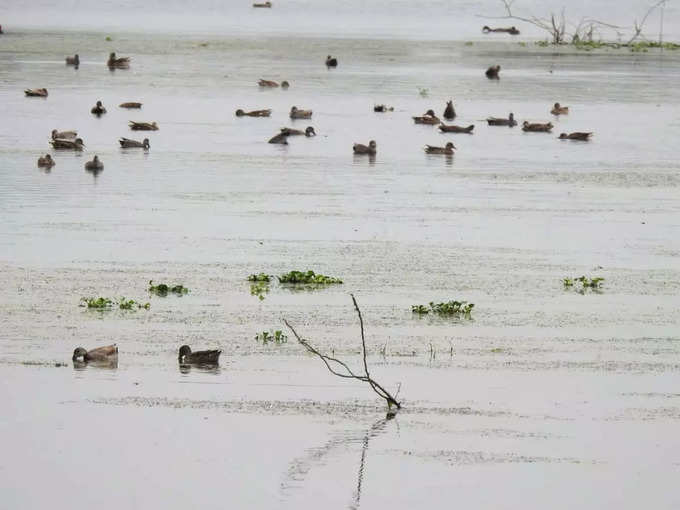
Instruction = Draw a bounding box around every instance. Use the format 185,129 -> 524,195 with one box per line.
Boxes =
178,345 -> 222,365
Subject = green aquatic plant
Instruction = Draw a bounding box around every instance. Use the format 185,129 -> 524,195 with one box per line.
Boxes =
105,36 -> 113,41
576,276 -> 604,288
148,280 -> 190,296
80,297 -> 114,309
418,87 -> 429,97
465,41 -> 474,46
563,278 -> 574,287
277,270 -> 342,284
536,40 -> 550,47
118,298 -> 150,310
250,281 -> 270,300
563,276 -> 604,292
255,330 -> 288,345
412,300 -> 474,318
247,273 -> 271,282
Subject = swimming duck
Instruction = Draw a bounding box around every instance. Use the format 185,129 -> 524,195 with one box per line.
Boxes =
326,55 -> 338,67
268,132 -> 289,144
413,109 -> 440,125
425,142 -> 455,155
129,121 -> 158,131
24,88 -> 48,97
235,108 -> 272,117
290,106 -> 312,119
37,154 -> 55,168
51,129 -> 77,140
281,80 -> 290,89
91,100 -> 107,116
50,137 -> 85,150
84,155 -> 103,171
486,65 -> 501,79
65,54 -> 79,66
559,132 -> 592,141
443,100 -> 456,120
258,79 -> 280,87
353,140 -> 376,155
72,344 -> 117,362
253,1 -> 272,6
119,137 -> 150,149
107,52 -> 130,68
551,102 -> 569,115
178,345 -> 221,365
374,104 -> 394,112
439,123 -> 474,134
522,121 -> 553,132
280,126 -> 316,137
119,102 -> 142,109
486,113 -> 517,127
482,26 -> 520,35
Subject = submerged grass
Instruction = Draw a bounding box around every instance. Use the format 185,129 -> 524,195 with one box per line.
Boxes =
412,300 -> 474,318
254,330 -> 288,345
277,270 -> 342,284
148,280 -> 189,296
80,296 -> 150,310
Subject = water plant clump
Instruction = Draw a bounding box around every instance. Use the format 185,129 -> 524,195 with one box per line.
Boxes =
412,300 -> 474,318
118,297 -> 150,310
80,297 -> 114,309
563,276 -> 604,289
255,330 -> 288,345
277,270 -> 343,284
148,280 -> 190,296
250,281 -> 270,300
247,273 -> 271,282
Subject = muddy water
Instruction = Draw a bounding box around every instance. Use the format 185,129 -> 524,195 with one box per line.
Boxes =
1,24 -> 680,510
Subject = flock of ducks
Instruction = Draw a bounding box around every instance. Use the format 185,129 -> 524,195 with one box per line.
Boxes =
72,344 -> 222,367
29,53 -> 157,171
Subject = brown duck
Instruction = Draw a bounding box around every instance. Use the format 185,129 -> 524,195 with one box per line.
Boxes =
178,345 -> 221,364
65,54 -> 79,66
559,132 -> 592,141
119,102 -> 142,109
258,79 -> 289,88
443,100 -> 456,120
119,137 -> 150,149
84,155 -> 104,171
253,1 -> 272,7
37,154 -> 55,168
129,121 -> 158,131
425,142 -> 455,155
487,113 -> 516,127
72,344 -> 118,362
25,88 -> 48,97
522,121 -> 553,132
280,126 -> 316,137
290,106 -> 312,119
353,140 -> 376,155
486,65 -> 501,79
107,52 -> 130,68
439,123 -> 474,134
482,26 -> 520,35
235,108 -> 272,117
551,102 -> 569,115
413,109 -> 440,125
91,100 -> 107,116
51,129 -> 77,140
374,104 -> 394,112
50,137 -> 85,150
268,132 -> 289,144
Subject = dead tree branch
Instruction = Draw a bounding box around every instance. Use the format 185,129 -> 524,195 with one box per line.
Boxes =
628,0 -> 668,44
283,294 -> 402,411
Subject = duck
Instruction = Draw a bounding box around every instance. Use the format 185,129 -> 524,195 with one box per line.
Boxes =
425,142 -> 455,155
107,52 -> 130,68
65,54 -> 79,66
439,123 -> 474,134
129,121 -> 158,131
72,344 -> 118,362
522,121 -> 553,132
413,109 -> 440,125
50,137 -> 85,150
486,113 -> 517,127
119,102 -> 142,109
91,100 -> 107,116
253,1 -> 272,6
443,100 -> 456,120
551,102 -> 569,115
482,25 -> 520,35
353,140 -> 376,155
235,108 -> 272,117
281,80 -> 290,89
178,345 -> 221,365
290,106 -> 312,119
268,132 -> 289,144
24,88 -> 48,97
84,155 -> 103,171
37,154 -> 55,168
373,104 -> 394,112
559,132 -> 593,141
51,129 -> 77,140
119,137 -> 150,149
258,79 -> 280,87
486,65 -> 501,79
280,126 -> 316,137
326,55 -> 338,67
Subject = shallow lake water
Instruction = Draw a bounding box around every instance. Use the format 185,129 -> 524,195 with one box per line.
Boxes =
1,3 -> 680,509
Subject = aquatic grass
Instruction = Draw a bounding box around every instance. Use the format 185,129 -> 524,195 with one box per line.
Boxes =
563,276 -> 604,291
412,300 -> 474,318
148,280 -> 189,296
250,281 -> 270,300
247,273 -> 271,282
277,270 -> 342,285
118,297 -> 150,310
418,87 -> 429,97
80,296 -> 149,310
255,330 -> 288,345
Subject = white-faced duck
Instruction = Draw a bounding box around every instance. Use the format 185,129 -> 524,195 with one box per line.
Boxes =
91,100 -> 107,116
37,154 -> 55,168
280,126 -> 316,137
353,140 -> 376,155
72,344 -> 118,362
178,345 -> 221,365
119,137 -> 150,149
425,142 -> 455,155
326,55 -> 338,67
374,104 -> 394,112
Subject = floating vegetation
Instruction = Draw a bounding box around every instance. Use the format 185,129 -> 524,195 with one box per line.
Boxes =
148,280 -> 190,296
80,296 -> 149,310
247,273 -> 271,282
418,87 -> 429,97
465,41 -> 474,46
563,276 -> 604,290
250,281 -> 270,300
105,36 -> 113,41
412,300 -> 474,318
119,297 -> 150,310
255,330 -> 288,345
277,270 -> 343,284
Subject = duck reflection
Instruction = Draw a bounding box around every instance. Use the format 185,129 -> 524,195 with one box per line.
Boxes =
178,363 -> 221,375
72,358 -> 118,371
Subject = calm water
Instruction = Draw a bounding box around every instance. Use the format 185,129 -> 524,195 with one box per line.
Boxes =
1,4 -> 680,510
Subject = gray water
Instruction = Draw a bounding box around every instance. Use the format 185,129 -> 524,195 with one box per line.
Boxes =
1,3 -> 680,509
